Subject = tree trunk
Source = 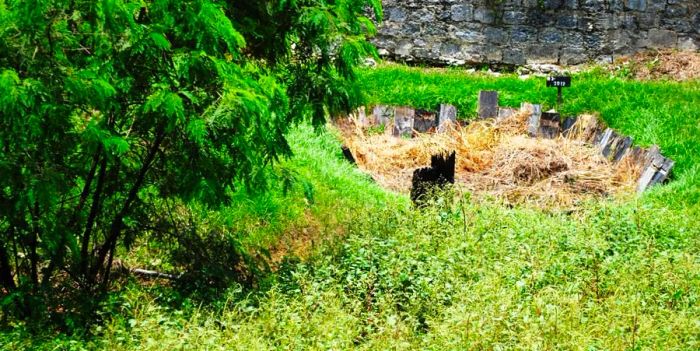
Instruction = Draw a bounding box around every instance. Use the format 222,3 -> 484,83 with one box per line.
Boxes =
0,241 -> 16,291
80,155 -> 107,283
42,149 -> 102,288
28,201 -> 40,286
92,127 -> 166,287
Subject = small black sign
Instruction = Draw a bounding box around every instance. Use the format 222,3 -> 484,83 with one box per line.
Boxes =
546,76 -> 571,88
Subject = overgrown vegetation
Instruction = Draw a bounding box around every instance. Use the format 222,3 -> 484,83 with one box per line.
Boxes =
2,63 -> 699,349
1,0 -> 699,347
0,0 -> 381,328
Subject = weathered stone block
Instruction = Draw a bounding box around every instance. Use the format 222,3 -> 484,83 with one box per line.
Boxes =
608,30 -> 634,52
423,24 -> 447,36
484,27 -> 507,44
455,30 -> 484,43
503,11 -> 527,25
647,0 -> 667,11
557,15 -> 579,29
637,152 -> 663,192
585,119 -> 605,145
544,0 -> 565,10
647,28 -> 678,48
503,49 -> 526,65
478,91 -> 499,119
385,7 -> 407,22
581,0 -> 606,12
583,33 -> 603,50
439,42 -> 462,57
650,158 -> 674,185
624,0 -> 646,11
450,4 -> 473,22
395,40 -> 414,57
636,12 -> 659,29
627,146 -> 645,165
560,48 -> 588,65
670,18 -> 694,32
485,49 -> 503,62
413,8 -> 436,23
563,0 -> 579,9
678,37 -> 699,51
665,5 -> 688,18
540,28 -> 564,44
596,13 -> 618,30
635,145 -> 674,193
473,8 -> 495,24
526,46 -> 559,64
609,0 -> 625,11
511,27 -> 537,43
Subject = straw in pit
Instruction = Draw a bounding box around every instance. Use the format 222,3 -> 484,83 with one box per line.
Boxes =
335,108 -> 641,207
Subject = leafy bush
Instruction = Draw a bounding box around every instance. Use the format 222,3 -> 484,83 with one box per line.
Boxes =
0,0 -> 381,327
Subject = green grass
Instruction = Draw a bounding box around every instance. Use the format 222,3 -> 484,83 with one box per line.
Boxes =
3,65 -> 700,350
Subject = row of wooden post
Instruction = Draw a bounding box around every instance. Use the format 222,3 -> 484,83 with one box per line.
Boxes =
352,104 -> 458,137
347,90 -> 674,193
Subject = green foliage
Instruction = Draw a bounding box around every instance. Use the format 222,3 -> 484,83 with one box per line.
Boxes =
2,67 -> 700,349
0,0 -> 380,327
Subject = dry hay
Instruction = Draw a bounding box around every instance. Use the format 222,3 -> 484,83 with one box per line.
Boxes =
612,50 -> 700,81
336,109 -> 641,207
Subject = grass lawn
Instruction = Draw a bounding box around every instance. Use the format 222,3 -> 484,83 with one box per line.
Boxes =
3,65 -> 699,350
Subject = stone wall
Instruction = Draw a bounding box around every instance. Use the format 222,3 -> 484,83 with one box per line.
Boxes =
374,0 -> 700,66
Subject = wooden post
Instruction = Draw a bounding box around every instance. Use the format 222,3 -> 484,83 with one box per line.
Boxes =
414,109 -> 437,133
561,116 -> 578,137
612,136 -> 633,163
527,104 -> 542,137
497,108 -> 517,121
372,105 -> 394,126
393,107 -> 415,137
478,91 -> 499,119
539,112 -> 561,139
438,104 -> 457,132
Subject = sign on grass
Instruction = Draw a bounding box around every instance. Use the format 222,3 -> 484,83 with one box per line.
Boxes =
546,76 -> 571,88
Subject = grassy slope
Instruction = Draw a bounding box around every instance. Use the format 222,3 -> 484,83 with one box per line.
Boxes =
4,66 -> 700,350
